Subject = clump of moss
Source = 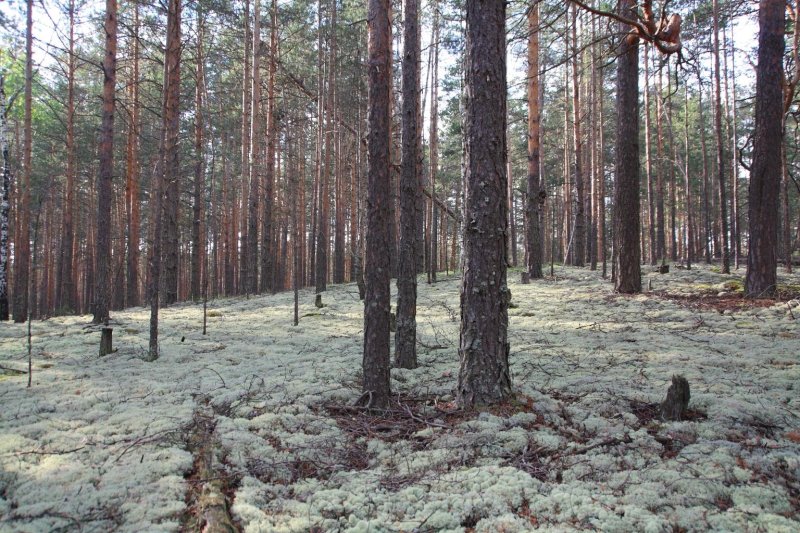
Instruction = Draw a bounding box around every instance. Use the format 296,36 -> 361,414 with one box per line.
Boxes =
721,280 -> 744,293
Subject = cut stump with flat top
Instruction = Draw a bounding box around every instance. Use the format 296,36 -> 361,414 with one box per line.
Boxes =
660,375 -> 690,421
99,327 -> 113,357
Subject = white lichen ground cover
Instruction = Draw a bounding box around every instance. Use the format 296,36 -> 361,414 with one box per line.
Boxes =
1,264 -> 798,532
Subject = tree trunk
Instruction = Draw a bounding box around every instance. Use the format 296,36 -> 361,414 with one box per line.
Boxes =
14,0 -> 33,323
93,0 -> 117,324
363,0 -> 392,410
667,69 -> 677,262
723,26 -> 741,269
712,0 -> 730,273
261,0 -> 279,293
395,0 -> 420,370
684,83 -> 693,269
239,0 -> 251,295
613,2 -> 641,294
643,46 -> 656,266
525,3 -> 546,279
697,70 -> 712,264
507,160 -> 517,266
0,76 -> 10,321
655,60 -> 666,263
191,10 -> 205,302
163,0 -> 182,305
246,0 -> 261,295
56,0 -> 78,313
570,4 -> 585,267
125,2 -> 141,308
314,2 -> 326,294
457,0 -> 511,409
597,53 -> 606,278
745,0 -> 783,297
781,144 -> 793,272
428,3 -> 439,284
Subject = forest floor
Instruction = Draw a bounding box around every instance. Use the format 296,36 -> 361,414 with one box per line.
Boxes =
1,264 -> 799,532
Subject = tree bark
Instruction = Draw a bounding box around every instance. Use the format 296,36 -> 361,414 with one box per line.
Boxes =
428,3 -> 439,284
643,46 -> 656,266
191,9 -> 205,301
655,60 -> 666,263
712,0 -> 730,273
14,0 -> 33,323
239,0 -> 251,296
395,0 -> 420,370
457,0 -> 512,408
526,1 -> 543,278
697,70 -> 712,264
363,0 -> 392,410
570,4 -> 585,267
613,1 -> 642,294
56,0 -> 78,313
745,0 -> 784,297
93,0 -> 117,324
315,0 -> 332,295
246,0 -> 262,295
684,82 -> 693,269
163,0 -> 182,304
125,1 -> 141,308
0,76 -> 10,321
261,0 -> 279,293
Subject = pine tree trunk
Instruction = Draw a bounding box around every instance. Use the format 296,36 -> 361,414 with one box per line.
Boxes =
0,76 -> 10,321
643,46 -> 656,266
782,143 -> 793,272
191,10 -> 205,301
57,0 -> 78,313
332,2 -> 346,286
93,0 -> 117,324
261,0 -> 279,293
125,2 -> 141,308
570,4 -> 585,267
684,83 -> 693,269
613,2 -> 642,294
697,70 -> 712,264
395,0 -> 420,370
163,0 -> 182,305
314,0 -> 328,295
724,27 -> 741,269
14,0 -> 33,323
363,0 -> 392,409
712,0 -> 730,273
745,0 -> 784,297
597,54 -> 606,278
667,71 -> 677,262
457,0 -> 511,408
428,4 -> 439,284
655,62 -> 666,263
239,0 -> 251,295
246,0 -> 261,295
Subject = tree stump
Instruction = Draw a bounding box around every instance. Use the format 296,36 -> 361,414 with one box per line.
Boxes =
314,294 -> 324,308
658,263 -> 670,274
521,272 -> 530,284
99,327 -> 113,357
660,375 -> 690,421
